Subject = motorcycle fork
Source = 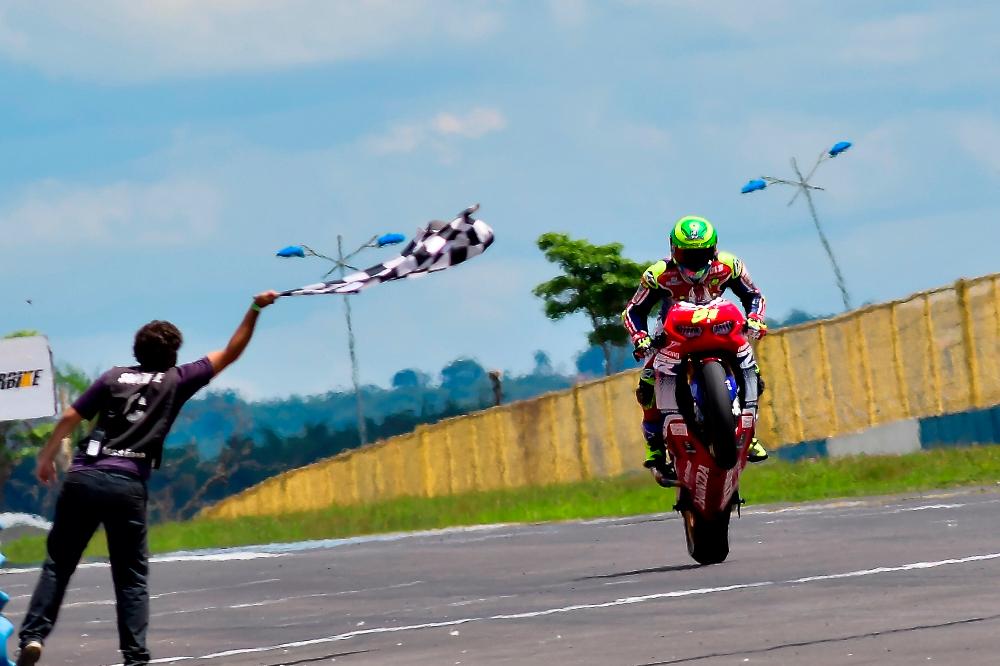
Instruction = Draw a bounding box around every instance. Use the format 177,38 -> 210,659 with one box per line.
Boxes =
673,487 -> 746,517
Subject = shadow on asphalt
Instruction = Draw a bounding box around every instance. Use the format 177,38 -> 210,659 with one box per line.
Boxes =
265,649 -> 371,664
577,563 -> 704,580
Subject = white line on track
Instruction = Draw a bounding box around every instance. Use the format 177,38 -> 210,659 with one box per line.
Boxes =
1,552 -> 286,576
896,503 -> 965,512
109,550 -> 1000,666
448,594 -> 516,607
226,580 -> 424,609
56,578 -> 284,610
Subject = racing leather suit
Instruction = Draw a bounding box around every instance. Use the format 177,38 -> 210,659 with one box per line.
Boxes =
622,252 -> 766,462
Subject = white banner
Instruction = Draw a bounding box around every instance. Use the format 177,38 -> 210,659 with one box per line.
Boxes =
0,336 -> 57,422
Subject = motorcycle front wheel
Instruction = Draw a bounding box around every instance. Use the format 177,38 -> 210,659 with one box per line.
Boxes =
699,360 -> 739,470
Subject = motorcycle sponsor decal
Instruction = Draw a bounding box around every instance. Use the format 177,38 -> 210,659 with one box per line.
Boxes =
741,413 -> 754,429
661,340 -> 682,361
694,464 -> 710,511
721,467 -> 739,510
669,421 -> 688,436
654,345 -> 681,372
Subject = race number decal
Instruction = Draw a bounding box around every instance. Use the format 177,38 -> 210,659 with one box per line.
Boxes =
691,307 -> 719,324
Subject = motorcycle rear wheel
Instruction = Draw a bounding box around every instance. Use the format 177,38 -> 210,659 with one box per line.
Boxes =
681,504 -> 732,565
700,360 -> 738,470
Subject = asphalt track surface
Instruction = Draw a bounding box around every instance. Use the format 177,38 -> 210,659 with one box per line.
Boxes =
4,488 -> 1000,665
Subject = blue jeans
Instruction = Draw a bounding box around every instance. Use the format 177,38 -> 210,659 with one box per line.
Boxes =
19,469 -> 150,665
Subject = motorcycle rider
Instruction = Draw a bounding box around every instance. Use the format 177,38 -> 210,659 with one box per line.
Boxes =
623,215 -> 768,487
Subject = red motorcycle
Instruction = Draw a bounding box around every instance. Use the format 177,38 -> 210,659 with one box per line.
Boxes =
652,297 -> 757,565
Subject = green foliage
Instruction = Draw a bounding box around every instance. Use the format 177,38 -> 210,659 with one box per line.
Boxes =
440,357 -> 487,393
54,364 -> 92,399
575,343 -> 632,376
3,329 -> 41,339
391,368 -> 431,389
533,233 -> 646,374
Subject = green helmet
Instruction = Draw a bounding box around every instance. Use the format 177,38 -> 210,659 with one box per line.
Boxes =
669,215 -> 718,283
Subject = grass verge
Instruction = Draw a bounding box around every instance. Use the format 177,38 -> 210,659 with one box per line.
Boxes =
4,445 -> 1000,564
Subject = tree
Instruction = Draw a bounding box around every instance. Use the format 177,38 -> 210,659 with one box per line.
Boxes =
440,358 -> 486,389
575,343 -> 631,377
533,233 -> 645,375
391,368 -> 431,389
532,351 -> 554,375
440,358 -> 490,406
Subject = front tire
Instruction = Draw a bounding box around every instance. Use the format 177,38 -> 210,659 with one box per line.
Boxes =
699,360 -> 738,470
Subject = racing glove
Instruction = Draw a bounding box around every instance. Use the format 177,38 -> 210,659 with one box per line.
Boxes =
746,313 -> 768,340
632,332 -> 653,361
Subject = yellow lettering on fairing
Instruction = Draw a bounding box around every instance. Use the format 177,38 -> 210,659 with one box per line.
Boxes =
691,307 -> 719,324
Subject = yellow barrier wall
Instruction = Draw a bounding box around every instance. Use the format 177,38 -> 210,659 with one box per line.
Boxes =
201,274 -> 1000,520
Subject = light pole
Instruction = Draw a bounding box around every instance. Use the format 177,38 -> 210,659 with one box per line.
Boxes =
276,232 -> 405,445
741,141 -> 854,311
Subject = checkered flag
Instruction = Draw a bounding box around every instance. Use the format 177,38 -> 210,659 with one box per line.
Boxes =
280,204 -> 494,297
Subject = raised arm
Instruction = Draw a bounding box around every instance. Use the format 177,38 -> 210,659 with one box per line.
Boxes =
207,291 -> 279,375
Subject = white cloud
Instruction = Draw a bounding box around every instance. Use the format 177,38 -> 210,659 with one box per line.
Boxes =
431,108 -> 507,139
548,0 -> 589,29
0,0 -> 502,82
0,179 -> 222,246
620,123 -> 671,151
365,107 -> 507,159
621,0 -> 798,34
954,116 -> 1000,178
838,12 -> 945,66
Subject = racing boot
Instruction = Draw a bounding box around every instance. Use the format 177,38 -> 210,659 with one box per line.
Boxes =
644,451 -> 677,488
642,419 -> 676,487
748,437 -> 768,463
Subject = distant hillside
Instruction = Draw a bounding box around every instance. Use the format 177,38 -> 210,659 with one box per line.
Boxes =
166,353 -> 579,457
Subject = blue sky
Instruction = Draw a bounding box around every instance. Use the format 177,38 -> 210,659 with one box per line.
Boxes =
2,1 -> 998,398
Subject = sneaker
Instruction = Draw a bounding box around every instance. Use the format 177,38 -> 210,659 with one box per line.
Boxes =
16,640 -> 42,666
646,459 -> 678,488
748,437 -> 768,463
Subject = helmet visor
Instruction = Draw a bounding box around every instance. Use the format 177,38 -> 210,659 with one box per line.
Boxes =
673,246 -> 715,282
673,246 -> 716,270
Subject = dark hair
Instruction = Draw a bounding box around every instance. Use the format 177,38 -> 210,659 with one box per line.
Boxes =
133,320 -> 182,371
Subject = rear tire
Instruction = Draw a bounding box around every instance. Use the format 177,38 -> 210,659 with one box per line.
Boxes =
700,360 -> 738,470
681,505 -> 732,565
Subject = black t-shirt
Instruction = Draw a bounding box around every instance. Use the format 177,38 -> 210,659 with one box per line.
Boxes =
69,358 -> 214,479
